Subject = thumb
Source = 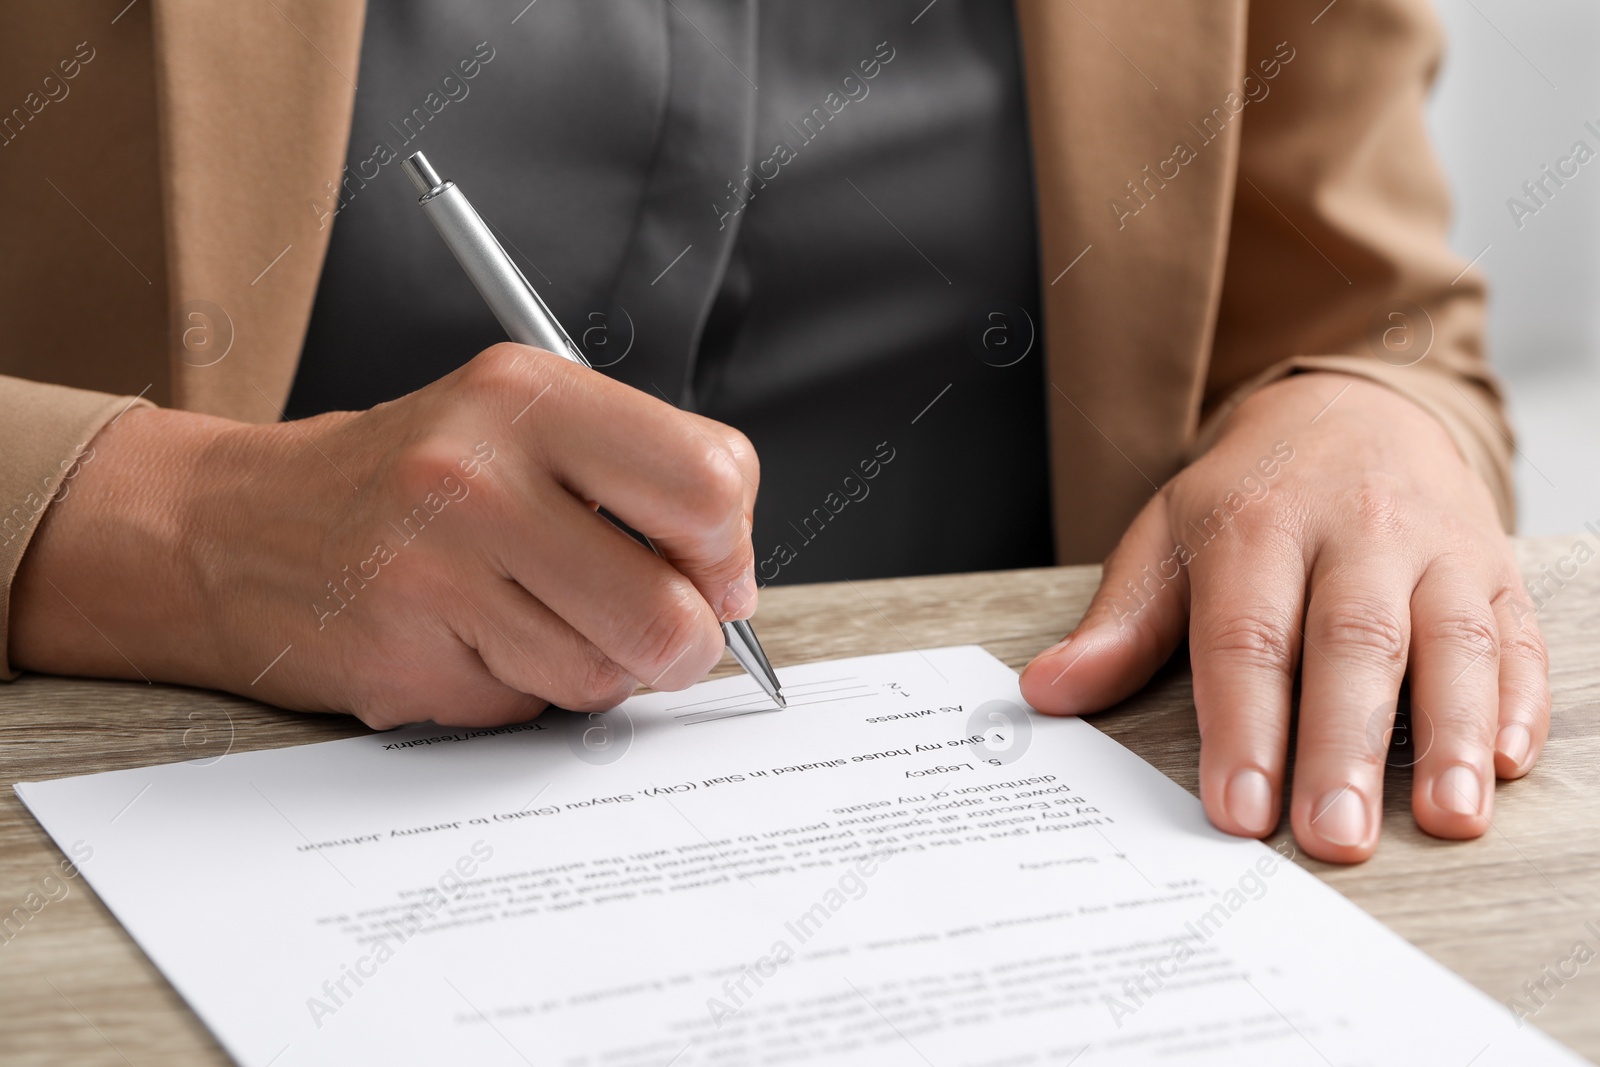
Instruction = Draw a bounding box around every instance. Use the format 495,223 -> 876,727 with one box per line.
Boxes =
1020,490 -> 1190,715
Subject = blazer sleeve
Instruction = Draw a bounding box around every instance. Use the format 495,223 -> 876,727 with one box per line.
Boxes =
0,375 -> 152,680
1198,0 -> 1514,529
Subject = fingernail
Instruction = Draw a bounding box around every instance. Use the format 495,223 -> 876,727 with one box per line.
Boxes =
1041,635 -> 1071,657
1225,768 -> 1274,835
1311,787 -> 1369,848
1496,723 -> 1531,768
1434,764 -> 1482,817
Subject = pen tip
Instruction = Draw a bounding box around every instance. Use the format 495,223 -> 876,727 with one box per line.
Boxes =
773,692 -> 787,709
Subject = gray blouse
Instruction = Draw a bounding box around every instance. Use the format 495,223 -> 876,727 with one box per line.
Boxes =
290,0 -> 1052,583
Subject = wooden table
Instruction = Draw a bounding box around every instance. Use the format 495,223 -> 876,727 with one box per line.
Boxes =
2,536 -> 1598,1064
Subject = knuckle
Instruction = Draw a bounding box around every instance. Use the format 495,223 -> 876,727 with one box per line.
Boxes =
701,544 -> 756,611
392,437 -> 468,499
1493,585 -> 1548,648
1501,624 -> 1551,673
1151,478 -> 1181,518
1319,597 -> 1408,667
1498,619 -> 1552,719
679,445 -> 746,523
568,648 -> 635,710
469,342 -> 533,388
1233,499 -> 1307,549
1432,511 -> 1479,549
466,343 -> 577,409
348,695 -> 395,731
1201,613 -> 1297,675
1349,481 -> 1411,539
1418,608 -> 1499,664
719,426 -> 760,488
348,670 -> 434,729
630,580 -> 713,682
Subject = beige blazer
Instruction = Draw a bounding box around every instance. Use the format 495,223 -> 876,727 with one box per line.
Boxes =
0,0 -> 1511,677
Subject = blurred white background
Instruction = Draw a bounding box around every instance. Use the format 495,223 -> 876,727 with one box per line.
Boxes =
1429,0 -> 1600,534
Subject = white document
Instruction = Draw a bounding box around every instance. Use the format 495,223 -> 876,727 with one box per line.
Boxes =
17,646 -> 1585,1066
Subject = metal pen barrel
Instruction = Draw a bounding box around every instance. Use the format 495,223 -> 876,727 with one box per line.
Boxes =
401,155 -> 588,367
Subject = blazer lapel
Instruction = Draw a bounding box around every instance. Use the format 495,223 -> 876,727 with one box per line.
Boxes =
1017,0 -> 1248,563
150,0 -> 365,421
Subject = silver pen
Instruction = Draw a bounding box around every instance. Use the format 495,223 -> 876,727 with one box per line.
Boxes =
400,150 -> 786,710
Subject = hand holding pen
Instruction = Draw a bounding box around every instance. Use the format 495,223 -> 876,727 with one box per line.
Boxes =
400,150 -> 784,709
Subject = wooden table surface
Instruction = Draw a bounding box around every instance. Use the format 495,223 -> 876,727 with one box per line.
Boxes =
2,536 -> 1598,1064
